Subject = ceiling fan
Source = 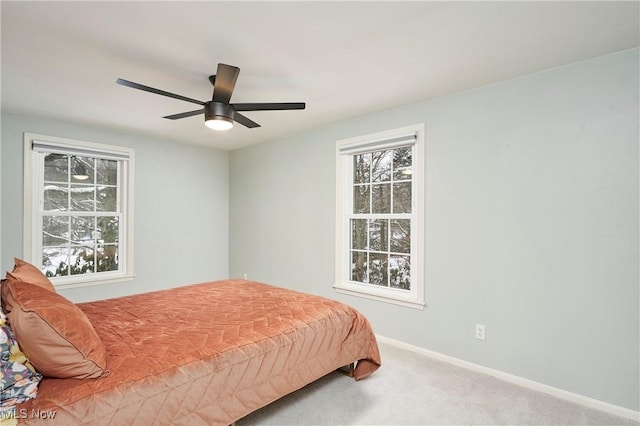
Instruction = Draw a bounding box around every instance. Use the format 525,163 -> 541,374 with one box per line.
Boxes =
116,63 -> 305,131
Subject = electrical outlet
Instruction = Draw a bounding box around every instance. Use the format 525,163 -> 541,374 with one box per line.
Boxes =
475,324 -> 486,341
243,273 -> 248,280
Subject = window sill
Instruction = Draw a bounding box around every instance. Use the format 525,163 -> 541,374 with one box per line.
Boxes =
333,283 -> 425,310
52,274 -> 135,290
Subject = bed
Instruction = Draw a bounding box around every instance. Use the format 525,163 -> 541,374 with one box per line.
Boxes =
1,272 -> 381,425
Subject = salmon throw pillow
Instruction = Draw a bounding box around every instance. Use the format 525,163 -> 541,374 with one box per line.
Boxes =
6,258 -> 56,293
1,277 -> 108,379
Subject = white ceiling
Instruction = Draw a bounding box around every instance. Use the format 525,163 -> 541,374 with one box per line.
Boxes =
2,1 -> 638,151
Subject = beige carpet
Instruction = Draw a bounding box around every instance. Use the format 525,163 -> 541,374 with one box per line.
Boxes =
238,341 -> 638,425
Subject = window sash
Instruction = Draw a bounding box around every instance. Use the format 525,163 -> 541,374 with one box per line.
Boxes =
37,152 -> 125,278
346,146 -> 415,290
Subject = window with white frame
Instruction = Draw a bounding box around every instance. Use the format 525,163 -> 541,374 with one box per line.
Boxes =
335,124 -> 425,309
23,133 -> 135,289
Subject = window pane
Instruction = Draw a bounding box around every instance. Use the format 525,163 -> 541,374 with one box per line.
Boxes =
43,247 -> 70,277
96,159 -> 117,185
393,182 -> 412,213
368,253 -> 388,286
393,146 -> 412,181
43,216 -> 69,246
369,219 -> 388,251
96,244 -> 118,272
97,186 -> 117,212
390,219 -> 411,253
70,216 -> 95,244
70,246 -> 94,275
71,157 -> 94,184
43,184 -> 68,211
353,185 -> 370,214
97,216 -> 119,243
372,150 -> 392,182
351,251 -> 367,283
372,184 -> 391,213
71,185 -> 96,211
390,255 -> 411,289
351,219 -> 367,250
44,153 -> 68,182
353,153 -> 370,184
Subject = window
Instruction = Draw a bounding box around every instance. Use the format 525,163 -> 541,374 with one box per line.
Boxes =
335,124 -> 425,309
23,133 -> 135,289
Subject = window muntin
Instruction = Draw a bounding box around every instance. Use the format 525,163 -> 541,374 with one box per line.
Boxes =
24,133 -> 134,289
335,124 -> 425,309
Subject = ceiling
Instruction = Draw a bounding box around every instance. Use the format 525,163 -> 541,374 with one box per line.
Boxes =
2,1 -> 638,151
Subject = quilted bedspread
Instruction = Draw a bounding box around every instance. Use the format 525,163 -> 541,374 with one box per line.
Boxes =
16,280 -> 381,425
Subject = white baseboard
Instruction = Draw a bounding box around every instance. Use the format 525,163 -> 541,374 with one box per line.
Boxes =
376,334 -> 640,422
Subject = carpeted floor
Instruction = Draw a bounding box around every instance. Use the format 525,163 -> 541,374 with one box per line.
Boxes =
238,341 -> 638,425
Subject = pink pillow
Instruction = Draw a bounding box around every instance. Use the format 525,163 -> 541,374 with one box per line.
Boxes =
1,277 -> 109,379
6,258 -> 56,293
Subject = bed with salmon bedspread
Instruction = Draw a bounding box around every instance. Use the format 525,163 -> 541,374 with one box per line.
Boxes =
3,278 -> 381,425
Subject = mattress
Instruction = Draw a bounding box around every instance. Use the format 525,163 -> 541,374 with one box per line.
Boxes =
16,280 -> 381,425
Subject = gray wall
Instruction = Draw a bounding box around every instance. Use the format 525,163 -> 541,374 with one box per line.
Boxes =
229,48 -> 639,411
1,112 -> 229,302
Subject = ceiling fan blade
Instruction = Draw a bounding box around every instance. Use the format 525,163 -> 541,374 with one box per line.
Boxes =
234,112 -> 261,128
212,64 -> 240,104
232,102 -> 306,111
163,109 -> 205,120
116,78 -> 205,106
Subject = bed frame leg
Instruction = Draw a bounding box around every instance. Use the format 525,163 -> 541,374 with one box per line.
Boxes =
337,362 -> 355,378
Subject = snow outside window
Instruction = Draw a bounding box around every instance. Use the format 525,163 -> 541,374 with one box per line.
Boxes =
23,133 -> 135,289
335,124 -> 425,309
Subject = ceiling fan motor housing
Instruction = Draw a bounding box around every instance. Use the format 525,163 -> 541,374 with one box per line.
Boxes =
205,101 -> 235,122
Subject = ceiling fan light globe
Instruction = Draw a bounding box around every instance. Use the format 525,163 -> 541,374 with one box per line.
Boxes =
205,117 -> 234,131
